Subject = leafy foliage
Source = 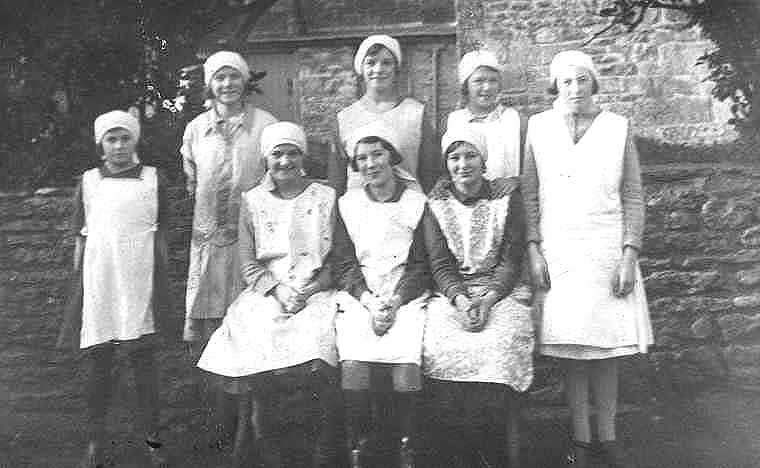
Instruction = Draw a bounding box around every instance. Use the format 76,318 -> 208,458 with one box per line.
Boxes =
0,0 -> 276,189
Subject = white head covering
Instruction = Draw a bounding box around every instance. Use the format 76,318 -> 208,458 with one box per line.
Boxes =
94,110 -> 140,144
458,50 -> 503,85
441,125 -> 488,162
346,120 -> 403,162
549,50 -> 599,90
203,51 -> 251,86
260,121 -> 307,156
353,35 -> 402,75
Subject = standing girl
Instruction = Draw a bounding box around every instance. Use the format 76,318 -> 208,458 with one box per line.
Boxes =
523,50 -> 652,468
446,49 -> 523,179
59,110 -> 170,468
329,34 -> 440,194
181,50 -> 277,445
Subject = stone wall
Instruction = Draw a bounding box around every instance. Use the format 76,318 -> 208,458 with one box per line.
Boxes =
456,0 -> 735,145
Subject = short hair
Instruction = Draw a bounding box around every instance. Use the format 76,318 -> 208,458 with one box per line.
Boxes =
350,135 -> 403,172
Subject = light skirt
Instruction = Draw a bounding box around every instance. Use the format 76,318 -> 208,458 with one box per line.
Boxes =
423,293 -> 534,391
335,291 -> 427,365
197,288 -> 338,377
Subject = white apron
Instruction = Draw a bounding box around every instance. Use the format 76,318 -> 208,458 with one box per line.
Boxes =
423,185 -> 534,388
335,187 -> 428,365
338,98 -> 424,191
529,110 -> 652,356
80,167 -> 157,349
197,181 -> 339,376
446,106 -> 522,178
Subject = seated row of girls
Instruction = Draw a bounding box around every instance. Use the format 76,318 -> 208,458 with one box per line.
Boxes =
196,115 -> 533,468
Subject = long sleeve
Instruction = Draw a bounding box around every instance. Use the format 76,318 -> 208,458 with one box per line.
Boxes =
312,199 -> 338,292
332,208 -> 369,300
488,190 -> 526,297
238,204 -> 279,294
328,128 -> 349,196
180,123 -> 197,195
69,178 -> 85,237
521,132 -> 542,245
393,211 -> 433,305
417,107 -> 442,194
621,128 -> 645,251
421,205 -> 467,301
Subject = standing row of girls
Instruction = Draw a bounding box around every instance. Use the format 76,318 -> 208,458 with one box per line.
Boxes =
62,33 -> 652,468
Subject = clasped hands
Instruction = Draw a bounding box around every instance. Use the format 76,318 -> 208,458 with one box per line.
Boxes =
273,282 -> 319,315
454,290 -> 498,333
361,291 -> 402,336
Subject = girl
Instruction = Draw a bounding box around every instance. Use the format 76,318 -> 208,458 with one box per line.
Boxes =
329,34 -> 440,194
333,121 -> 461,468
197,122 -> 340,468
181,50 -> 277,448
59,110 -> 170,468
446,49 -> 524,179
423,126 -> 534,467
523,50 -> 652,468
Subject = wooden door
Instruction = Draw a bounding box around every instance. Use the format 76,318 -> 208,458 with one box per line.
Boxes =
246,52 -> 299,122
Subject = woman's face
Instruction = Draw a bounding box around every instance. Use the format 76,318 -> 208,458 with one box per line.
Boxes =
101,128 -> 136,169
355,141 -> 394,187
446,142 -> 485,189
267,143 -> 304,183
361,47 -> 397,91
467,66 -> 501,111
556,65 -> 595,113
210,66 -> 245,105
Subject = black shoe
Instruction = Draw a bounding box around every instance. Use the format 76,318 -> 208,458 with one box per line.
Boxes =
597,440 -> 639,468
566,440 -> 596,467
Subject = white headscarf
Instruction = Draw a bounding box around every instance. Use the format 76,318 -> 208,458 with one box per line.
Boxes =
353,35 -> 402,75
260,121 -> 307,156
94,110 -> 140,144
345,120 -> 403,164
458,49 -> 503,85
549,50 -> 599,90
441,125 -> 488,162
203,51 -> 251,86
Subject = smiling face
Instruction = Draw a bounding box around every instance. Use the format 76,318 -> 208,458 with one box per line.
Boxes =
355,141 -> 394,188
210,66 -> 245,105
361,46 -> 397,92
556,65 -> 595,113
267,143 -> 304,183
101,128 -> 137,170
446,141 -> 485,190
467,66 -> 501,113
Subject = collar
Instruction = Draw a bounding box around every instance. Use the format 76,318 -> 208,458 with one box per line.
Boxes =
448,179 -> 492,205
99,163 -> 143,178
462,103 -> 507,123
364,176 -> 407,203
202,103 -> 256,136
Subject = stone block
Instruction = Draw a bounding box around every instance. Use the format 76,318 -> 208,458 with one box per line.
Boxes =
664,210 -> 700,231
740,225 -> 760,248
644,270 -> 722,297
732,294 -> 760,309
657,42 -> 712,76
736,268 -> 760,288
691,315 -> 720,339
724,344 -> 760,367
717,313 -> 760,341
701,198 -> 755,231
676,345 -> 727,379
629,96 -> 713,128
